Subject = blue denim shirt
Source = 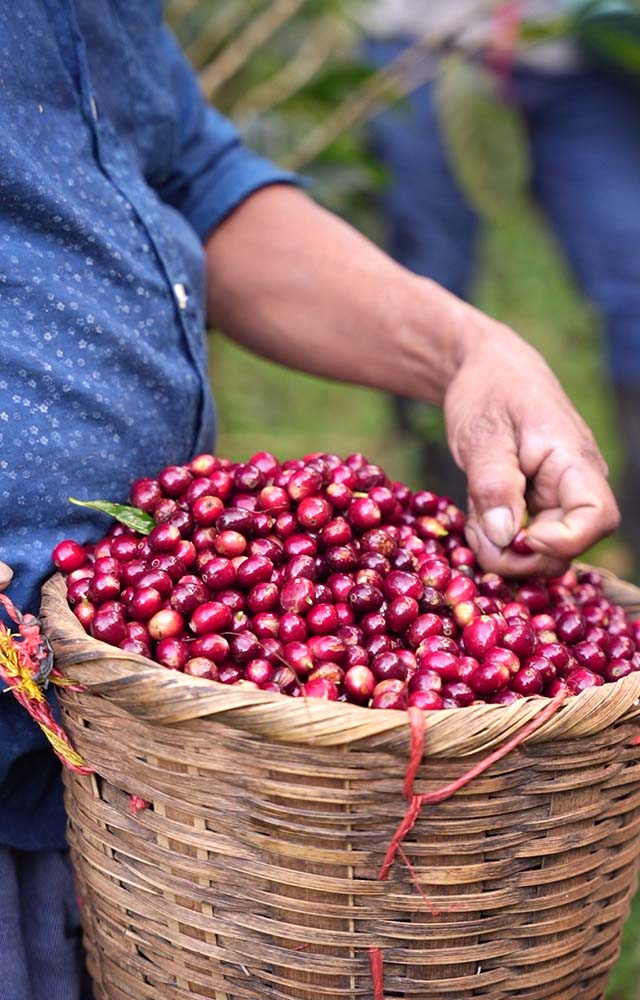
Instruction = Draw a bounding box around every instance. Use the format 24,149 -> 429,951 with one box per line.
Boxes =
0,0 -> 295,849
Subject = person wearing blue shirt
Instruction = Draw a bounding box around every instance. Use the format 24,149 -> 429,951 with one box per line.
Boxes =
0,3 -> 619,997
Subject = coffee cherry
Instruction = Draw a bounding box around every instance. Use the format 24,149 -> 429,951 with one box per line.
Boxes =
58,451 -> 639,711
281,578 -> 316,614
53,539 -> 87,573
462,616 -> 501,659
158,465 -> 192,498
190,602 -> 232,635
156,638 -> 189,671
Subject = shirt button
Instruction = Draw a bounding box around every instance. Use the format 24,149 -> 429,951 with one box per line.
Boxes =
173,282 -> 188,310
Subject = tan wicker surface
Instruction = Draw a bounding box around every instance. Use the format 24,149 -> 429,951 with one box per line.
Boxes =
41,570 -> 640,999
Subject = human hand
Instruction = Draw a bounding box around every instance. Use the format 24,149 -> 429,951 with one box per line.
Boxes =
445,321 -> 619,576
0,561 -> 13,592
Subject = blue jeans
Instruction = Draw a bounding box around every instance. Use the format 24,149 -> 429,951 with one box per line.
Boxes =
367,39 -> 640,385
0,848 -> 88,1000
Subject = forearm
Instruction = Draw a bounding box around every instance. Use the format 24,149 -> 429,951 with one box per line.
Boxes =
204,185 -> 490,404
204,183 -> 618,575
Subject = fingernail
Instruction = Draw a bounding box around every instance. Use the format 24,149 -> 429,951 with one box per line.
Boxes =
0,564 -> 13,591
482,507 -> 515,548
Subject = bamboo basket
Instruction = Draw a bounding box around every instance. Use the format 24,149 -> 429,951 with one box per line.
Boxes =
41,569 -> 640,1000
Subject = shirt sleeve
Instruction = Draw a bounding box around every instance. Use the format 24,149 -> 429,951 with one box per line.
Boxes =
154,28 -> 302,242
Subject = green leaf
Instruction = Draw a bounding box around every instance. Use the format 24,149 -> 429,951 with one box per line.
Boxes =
68,498 -> 155,535
435,56 -> 531,220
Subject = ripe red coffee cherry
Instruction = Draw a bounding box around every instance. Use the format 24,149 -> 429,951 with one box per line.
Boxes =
556,610 -> 587,644
110,535 -> 139,563
156,638 -> 189,671
284,534 -> 317,559
148,523 -> 181,554
171,578 -> 209,616
511,666 -> 544,696
192,495 -> 224,526
442,681 -> 474,707
572,640 -> 607,674
371,652 -> 405,682
74,600 -> 95,631
510,528 -> 533,555
201,557 -> 236,591
514,582 -> 549,614
383,570 -> 422,602
229,631 -> 261,664
53,539 -> 87,573
483,647 -> 520,676
89,573 -> 121,604
408,669 -> 443,694
371,679 -> 407,711
445,575 -> 479,607
386,595 -> 419,633
190,602 -> 232,635
348,583 -> 384,617
236,556 -> 274,590
158,464 -> 192,497
307,634 -> 346,663
418,558 -> 451,591
462,616 -> 501,659
184,657 -> 218,680
244,659 -> 274,686
130,477 -> 162,513
279,613 -> 307,644
130,587 -> 163,622
407,614 -> 443,648
297,496 -> 333,530
604,659 -> 634,683
307,603 -> 339,636
287,467 -> 323,501
418,651 -> 460,682
408,689 -> 444,710
304,677 -> 339,700
85,601 -> 116,638
215,530 -> 247,558
348,497 -> 382,531
190,634 -> 230,663
281,578 -> 316,614
566,666 -> 604,693
470,661 -> 510,695
344,665 -> 376,704
147,609 -> 184,641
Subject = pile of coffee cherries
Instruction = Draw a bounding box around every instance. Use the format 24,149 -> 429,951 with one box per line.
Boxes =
53,452 -> 640,711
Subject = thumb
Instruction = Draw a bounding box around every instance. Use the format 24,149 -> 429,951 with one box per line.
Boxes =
0,562 -> 13,592
459,434 -> 526,549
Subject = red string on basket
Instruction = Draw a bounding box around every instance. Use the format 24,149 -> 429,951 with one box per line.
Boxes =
369,689 -> 567,1000
129,795 -> 150,814
369,946 -> 385,1000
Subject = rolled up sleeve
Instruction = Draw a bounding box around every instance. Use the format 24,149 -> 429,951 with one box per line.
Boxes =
155,29 -> 301,241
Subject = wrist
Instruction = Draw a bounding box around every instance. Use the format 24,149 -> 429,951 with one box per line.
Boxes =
397,275 -> 512,404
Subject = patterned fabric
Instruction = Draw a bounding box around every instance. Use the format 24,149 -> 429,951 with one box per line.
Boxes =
0,0 -> 296,849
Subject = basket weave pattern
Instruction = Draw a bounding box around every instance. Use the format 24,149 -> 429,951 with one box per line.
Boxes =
41,572 -> 640,1000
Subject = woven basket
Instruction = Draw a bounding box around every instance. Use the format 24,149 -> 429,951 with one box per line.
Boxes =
41,570 -> 640,1000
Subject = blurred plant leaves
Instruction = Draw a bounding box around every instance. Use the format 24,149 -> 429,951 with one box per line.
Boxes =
435,55 -> 531,220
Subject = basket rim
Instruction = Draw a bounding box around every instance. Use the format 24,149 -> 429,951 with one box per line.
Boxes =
41,570 -> 640,754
